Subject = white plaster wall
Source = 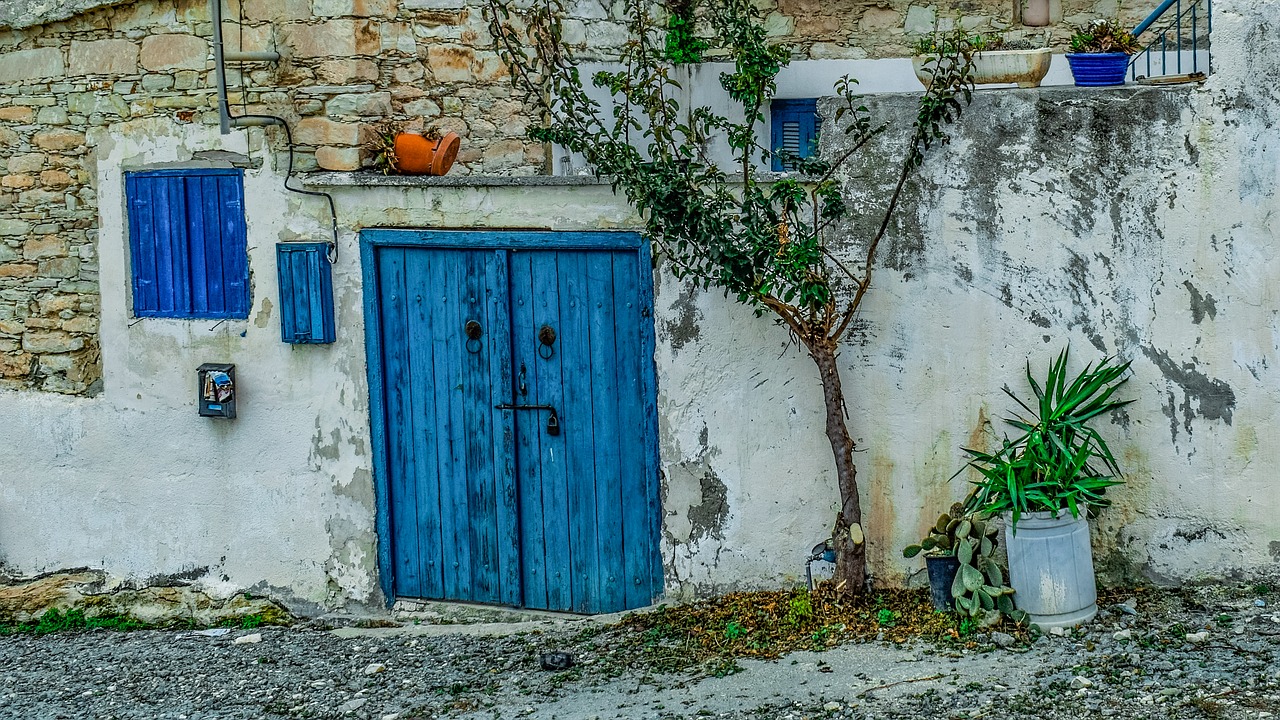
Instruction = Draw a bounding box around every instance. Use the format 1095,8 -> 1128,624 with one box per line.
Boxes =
0,118 -> 380,610
611,1 -> 1280,594
806,0 -> 1280,588
3,1 -> 1278,610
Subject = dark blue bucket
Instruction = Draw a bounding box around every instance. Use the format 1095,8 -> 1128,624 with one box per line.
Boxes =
925,555 -> 960,611
1066,53 -> 1131,87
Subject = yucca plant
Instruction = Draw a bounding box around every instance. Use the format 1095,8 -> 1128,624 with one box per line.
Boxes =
959,347 -> 1134,530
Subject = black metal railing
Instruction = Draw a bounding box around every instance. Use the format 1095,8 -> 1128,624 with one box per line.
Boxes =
1129,0 -> 1212,81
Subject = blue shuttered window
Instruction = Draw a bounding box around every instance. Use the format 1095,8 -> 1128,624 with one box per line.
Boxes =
125,168 -> 250,319
770,98 -> 819,172
277,243 -> 336,344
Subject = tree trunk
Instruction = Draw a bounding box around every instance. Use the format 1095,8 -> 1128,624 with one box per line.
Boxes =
808,337 -> 866,596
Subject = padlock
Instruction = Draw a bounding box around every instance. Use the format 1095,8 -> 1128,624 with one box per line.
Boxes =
546,412 -> 560,436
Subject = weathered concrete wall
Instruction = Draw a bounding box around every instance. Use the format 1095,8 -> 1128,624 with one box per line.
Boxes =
801,0 -> 1280,586
1,0 -> 1275,613
0,120 -> 382,612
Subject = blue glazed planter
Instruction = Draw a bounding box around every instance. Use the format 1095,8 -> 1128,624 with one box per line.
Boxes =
1066,52 -> 1131,87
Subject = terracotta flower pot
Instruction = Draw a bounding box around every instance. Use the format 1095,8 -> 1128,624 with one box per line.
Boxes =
392,131 -> 461,175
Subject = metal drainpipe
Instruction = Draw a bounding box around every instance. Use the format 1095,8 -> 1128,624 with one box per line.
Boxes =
210,0 -> 282,135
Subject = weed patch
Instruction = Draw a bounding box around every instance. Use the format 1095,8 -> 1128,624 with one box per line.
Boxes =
2,606 -> 291,635
0,608 -> 147,635
610,583 -> 1023,673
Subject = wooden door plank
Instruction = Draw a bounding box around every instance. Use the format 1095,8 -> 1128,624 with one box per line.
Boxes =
531,251 -> 572,611
404,249 -> 445,598
510,250 -> 548,610
612,249 -> 656,609
429,252 -> 472,600
361,240 -> 394,604
460,251 -> 502,604
379,248 -> 423,598
556,251 -> 600,613
486,250 -> 521,606
586,251 -> 625,613
636,239 -> 665,601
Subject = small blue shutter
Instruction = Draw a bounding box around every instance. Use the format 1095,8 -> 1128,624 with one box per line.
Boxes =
276,243 -> 336,344
770,98 -> 819,172
125,168 -> 249,319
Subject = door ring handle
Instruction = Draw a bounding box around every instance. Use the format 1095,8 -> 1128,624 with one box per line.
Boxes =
537,324 -> 556,359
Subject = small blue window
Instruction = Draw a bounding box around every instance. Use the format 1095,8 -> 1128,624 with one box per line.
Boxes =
125,168 -> 250,319
277,242 -> 336,344
770,98 -> 819,172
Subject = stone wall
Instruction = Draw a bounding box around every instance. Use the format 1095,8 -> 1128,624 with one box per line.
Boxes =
760,0 -> 1151,60
0,0 -> 1166,394
0,0 -> 548,393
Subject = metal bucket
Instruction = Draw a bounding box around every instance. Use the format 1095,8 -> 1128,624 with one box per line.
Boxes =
1004,511 -> 1098,629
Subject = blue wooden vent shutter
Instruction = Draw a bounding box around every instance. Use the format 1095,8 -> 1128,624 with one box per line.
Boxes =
125,168 -> 250,319
770,98 -> 819,172
277,242 -> 336,344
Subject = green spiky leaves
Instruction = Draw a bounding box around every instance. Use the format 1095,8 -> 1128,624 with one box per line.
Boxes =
957,347 -> 1133,531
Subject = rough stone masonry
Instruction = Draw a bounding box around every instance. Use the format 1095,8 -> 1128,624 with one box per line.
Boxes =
0,0 -> 1156,395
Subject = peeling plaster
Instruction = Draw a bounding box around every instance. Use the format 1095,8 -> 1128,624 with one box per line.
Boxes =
1183,281 -> 1218,324
253,298 -> 274,329
687,470 -> 729,544
1142,346 -> 1236,442
661,284 -> 703,353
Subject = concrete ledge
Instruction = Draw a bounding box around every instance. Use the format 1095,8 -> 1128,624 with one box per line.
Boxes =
301,170 -> 825,188
302,172 -> 613,188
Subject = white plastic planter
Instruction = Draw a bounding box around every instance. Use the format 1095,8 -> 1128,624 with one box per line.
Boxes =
1004,511 -> 1098,629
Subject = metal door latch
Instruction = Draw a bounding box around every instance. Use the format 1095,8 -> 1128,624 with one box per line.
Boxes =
495,403 -> 561,436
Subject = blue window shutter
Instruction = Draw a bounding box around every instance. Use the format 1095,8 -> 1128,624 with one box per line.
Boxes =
125,168 -> 249,319
770,98 -> 819,172
276,242 -> 336,344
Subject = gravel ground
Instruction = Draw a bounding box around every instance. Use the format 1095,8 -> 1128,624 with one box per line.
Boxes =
2,585 -> 1279,720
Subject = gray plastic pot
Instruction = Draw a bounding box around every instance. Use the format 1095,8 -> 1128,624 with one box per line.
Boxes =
1004,511 -> 1098,629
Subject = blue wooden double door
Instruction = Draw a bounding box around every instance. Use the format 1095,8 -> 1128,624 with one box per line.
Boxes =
370,232 -> 661,614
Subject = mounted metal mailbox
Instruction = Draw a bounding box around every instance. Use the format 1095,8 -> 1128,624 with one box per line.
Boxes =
197,363 -> 236,418
277,242 -> 336,344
